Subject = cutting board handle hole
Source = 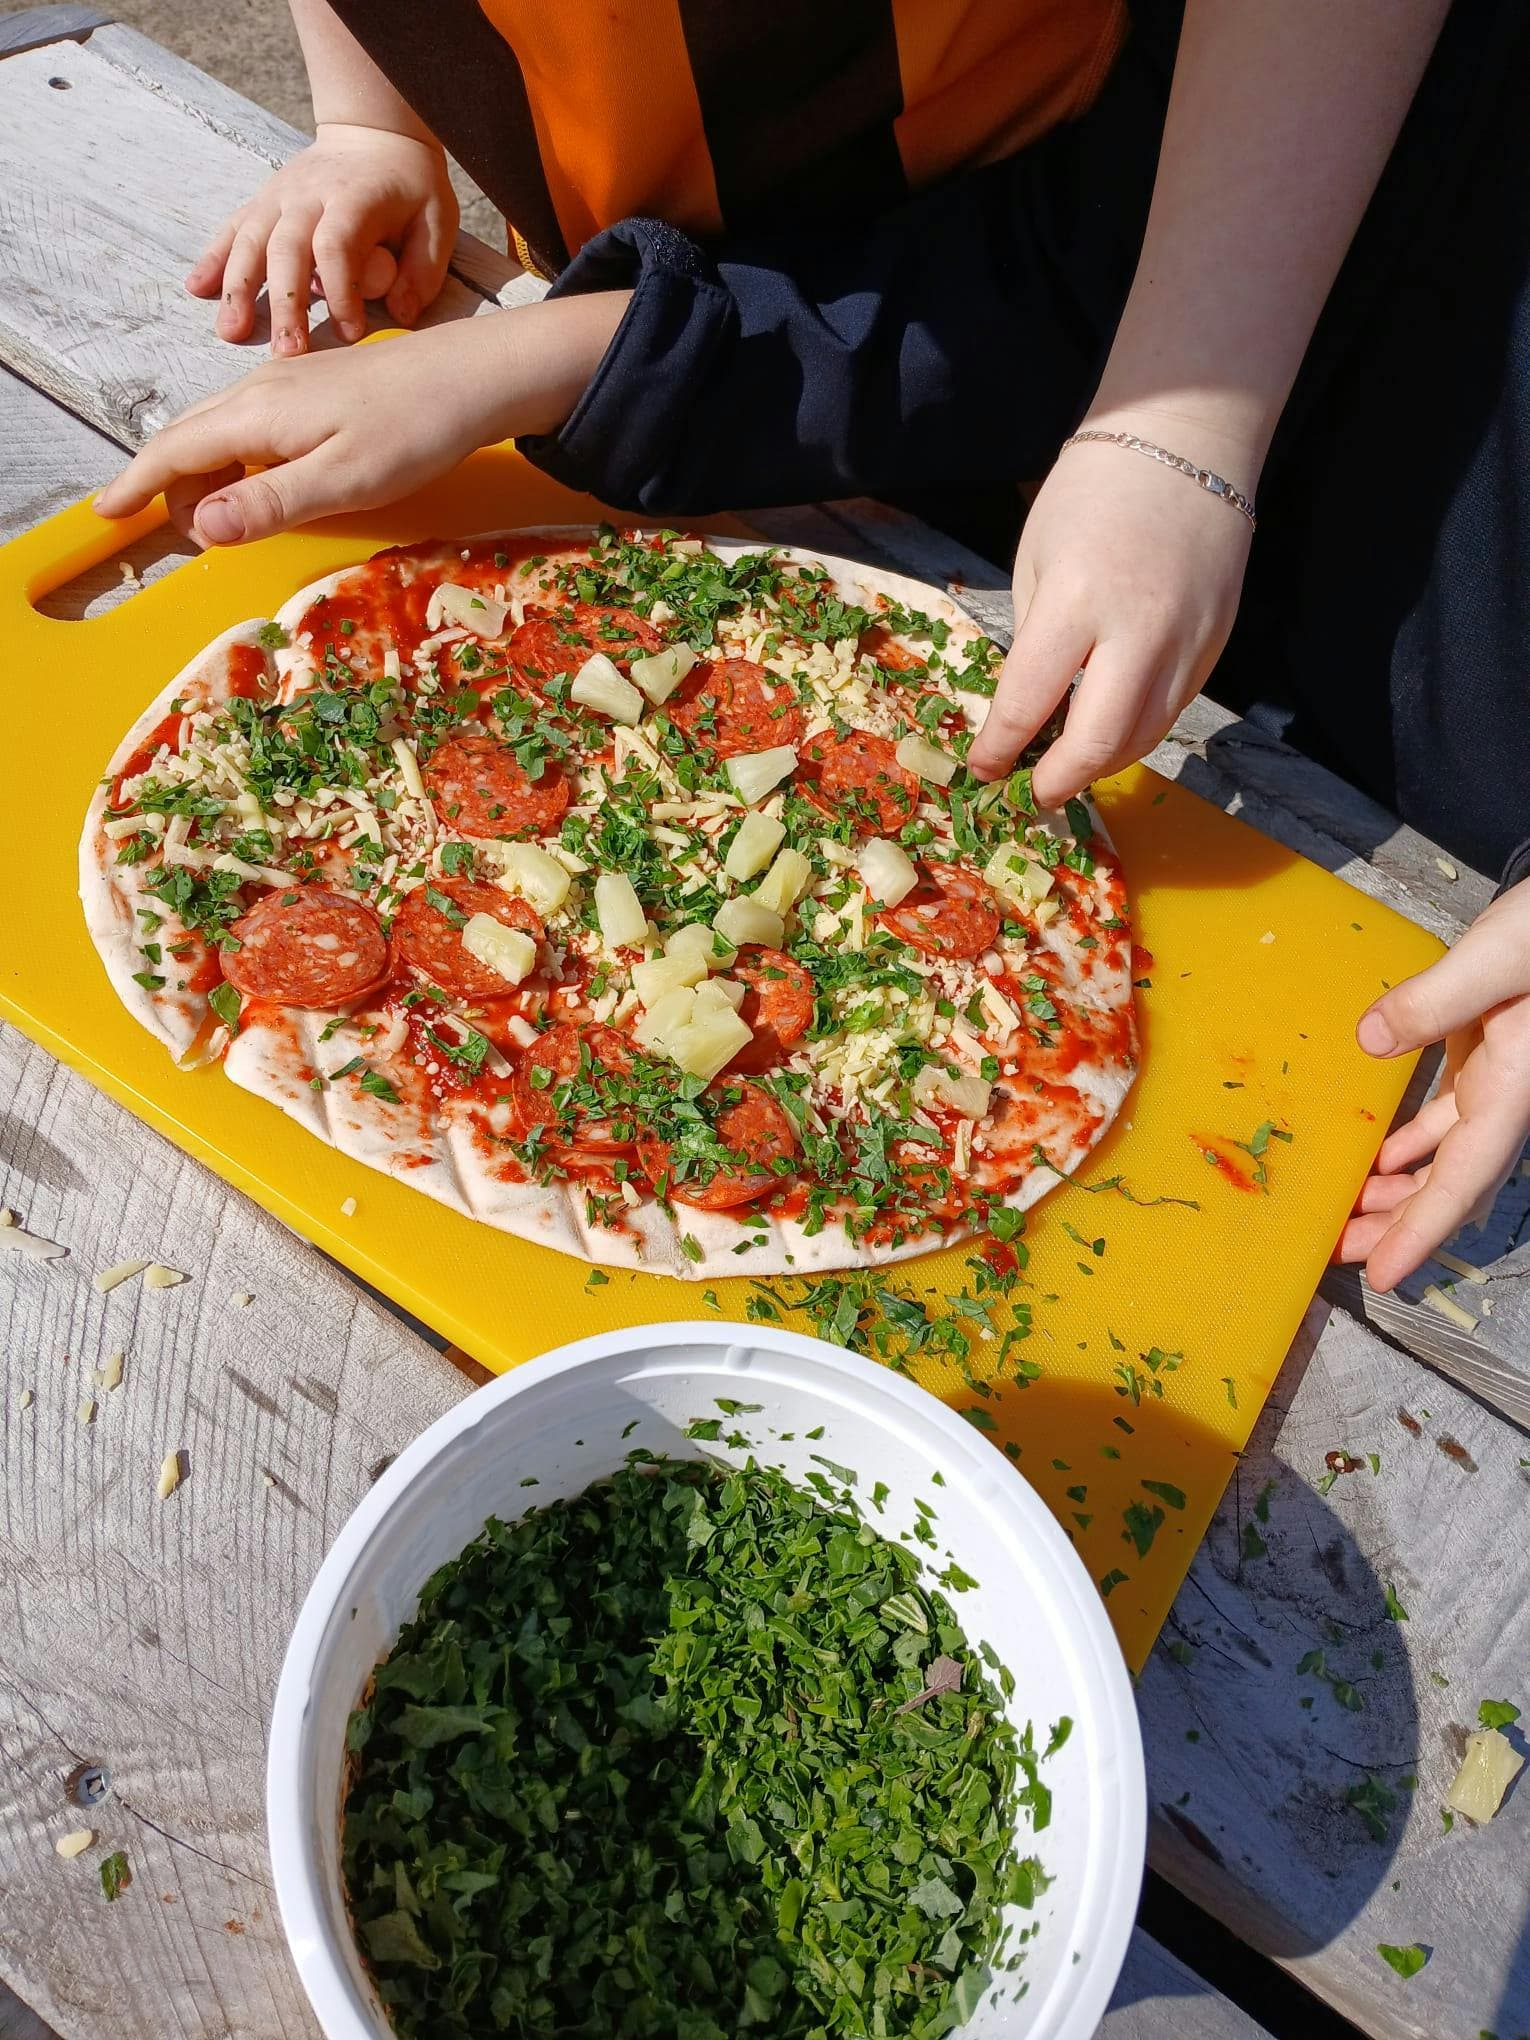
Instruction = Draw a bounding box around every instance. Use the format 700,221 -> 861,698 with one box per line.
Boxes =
34,526 -> 199,621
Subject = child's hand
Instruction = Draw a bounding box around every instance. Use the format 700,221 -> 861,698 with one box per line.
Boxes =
967,431 -> 1253,803
93,297 -> 626,546
1339,881 -> 1530,1291
186,124 -> 459,354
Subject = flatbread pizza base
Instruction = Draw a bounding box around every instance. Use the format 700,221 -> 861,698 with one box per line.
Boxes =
82,533 -> 1136,1282
80,620 -> 275,1065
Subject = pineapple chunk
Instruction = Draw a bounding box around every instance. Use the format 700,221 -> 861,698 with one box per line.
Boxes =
426,582 -> 509,637
667,920 -> 735,972
893,732 -> 957,788
633,983 -> 753,1080
695,976 -> 746,1012
984,839 -> 1054,908
633,950 -> 706,1007
677,999 -> 752,1081
461,912 -> 536,985
1446,1730 -> 1524,1822
630,643 -> 696,704
633,986 -> 697,1060
856,837 -> 918,909
723,811 -> 786,883
913,1062 -> 993,1120
752,848 -> 813,916
485,840 -> 572,914
714,895 -> 785,951
571,653 -> 644,724
725,745 -> 798,805
594,872 -> 648,948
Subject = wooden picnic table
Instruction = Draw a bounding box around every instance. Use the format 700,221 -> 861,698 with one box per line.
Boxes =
0,11 -> 1525,2040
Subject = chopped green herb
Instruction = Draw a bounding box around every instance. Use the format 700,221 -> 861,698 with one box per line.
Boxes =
206,980 -> 241,1035
1376,1944 -> 1429,1980
1477,1698 -> 1521,1730
341,1457 -> 1037,2036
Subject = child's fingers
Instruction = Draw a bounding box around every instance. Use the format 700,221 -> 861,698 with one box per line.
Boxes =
1356,917 -> 1524,1057
1335,1208 -> 1394,1264
186,217 -> 238,298
266,209 -> 322,357
1028,644 -> 1158,809
217,224 -> 272,342
165,464 -> 245,542
968,591 -> 1092,782
189,444 -> 357,547
1355,1167 -> 1427,1215
1374,1091 -> 1458,1174
94,397 -> 283,518
312,215 -> 370,342
1363,1098 -> 1527,1292
387,198 -> 455,328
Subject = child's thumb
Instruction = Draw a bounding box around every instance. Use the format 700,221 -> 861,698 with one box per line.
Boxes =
191,456 -> 347,548
1356,916 -> 1520,1057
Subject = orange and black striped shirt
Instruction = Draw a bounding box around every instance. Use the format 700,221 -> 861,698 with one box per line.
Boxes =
329,0 -> 1125,276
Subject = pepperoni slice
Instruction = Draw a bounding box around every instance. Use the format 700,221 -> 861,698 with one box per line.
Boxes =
510,1022 -> 637,1156
394,879 -> 544,1001
507,603 -> 663,696
639,1082 -> 798,1210
727,948 -> 816,1074
663,658 -> 805,759
880,864 -> 1000,961
422,728 -> 569,838
859,623 -> 927,672
802,731 -> 919,834
221,887 -> 388,1010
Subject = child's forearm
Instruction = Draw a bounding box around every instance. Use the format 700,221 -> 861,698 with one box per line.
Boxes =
289,0 -> 439,145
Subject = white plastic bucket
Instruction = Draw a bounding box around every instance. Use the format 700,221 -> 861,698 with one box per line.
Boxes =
268,1324 -> 1144,2039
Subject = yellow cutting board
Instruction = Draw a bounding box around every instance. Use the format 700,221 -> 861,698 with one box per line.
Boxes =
0,447 -> 1443,1668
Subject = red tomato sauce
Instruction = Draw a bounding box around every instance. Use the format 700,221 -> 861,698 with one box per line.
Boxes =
226,644 -> 269,699
109,711 -> 185,809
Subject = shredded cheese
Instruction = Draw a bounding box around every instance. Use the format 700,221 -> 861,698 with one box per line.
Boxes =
94,1257 -> 151,1292
1421,1283 -> 1478,1334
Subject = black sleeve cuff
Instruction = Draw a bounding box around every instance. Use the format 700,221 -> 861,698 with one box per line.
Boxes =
516,218 -> 737,515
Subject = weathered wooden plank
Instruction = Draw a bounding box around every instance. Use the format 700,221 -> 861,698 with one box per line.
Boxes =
0,1978 -> 58,2040
0,366 -> 202,618
0,35 -> 529,454
0,8 -> 109,61
0,366 -> 118,543
1098,1931 -> 1271,2038
1322,1266 -> 1530,1435
0,1027 -> 465,2040
81,24 -> 543,314
1139,1299 -> 1530,2040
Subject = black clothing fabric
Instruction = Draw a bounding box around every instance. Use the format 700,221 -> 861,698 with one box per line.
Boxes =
520,0 -> 1530,878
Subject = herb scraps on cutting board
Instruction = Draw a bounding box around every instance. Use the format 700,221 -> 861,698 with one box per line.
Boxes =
341,1454 -> 1059,2037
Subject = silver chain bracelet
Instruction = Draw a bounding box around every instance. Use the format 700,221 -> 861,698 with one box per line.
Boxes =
1058,428 -> 1257,528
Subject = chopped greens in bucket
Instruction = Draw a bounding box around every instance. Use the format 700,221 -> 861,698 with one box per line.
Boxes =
342,1456 -> 1051,2037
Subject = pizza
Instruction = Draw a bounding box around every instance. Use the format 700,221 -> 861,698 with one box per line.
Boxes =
80,528 -> 1137,1280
